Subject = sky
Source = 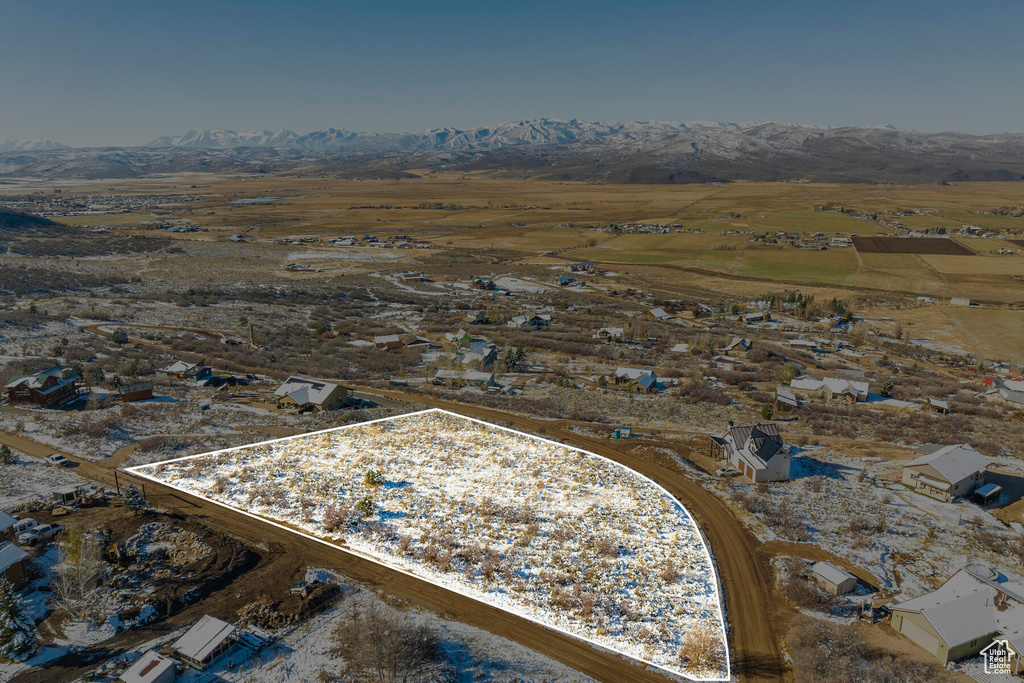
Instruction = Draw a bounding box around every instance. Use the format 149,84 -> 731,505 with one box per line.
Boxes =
2,0 -> 1021,146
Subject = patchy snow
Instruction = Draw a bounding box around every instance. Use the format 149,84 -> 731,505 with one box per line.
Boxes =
131,409 -> 729,680
0,452 -> 89,508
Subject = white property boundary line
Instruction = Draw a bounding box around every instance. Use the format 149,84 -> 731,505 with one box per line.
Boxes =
126,407 -> 731,682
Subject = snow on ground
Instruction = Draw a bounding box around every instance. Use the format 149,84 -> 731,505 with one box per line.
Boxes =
131,409 -> 729,680
0,452 -> 88,508
718,445 -> 1015,598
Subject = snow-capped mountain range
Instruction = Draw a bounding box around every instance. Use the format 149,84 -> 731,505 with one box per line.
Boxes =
2,119 -> 1023,184
0,139 -> 70,152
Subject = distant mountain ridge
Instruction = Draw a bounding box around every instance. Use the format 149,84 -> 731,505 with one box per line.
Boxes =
2,119 -> 1023,184
0,139 -> 70,152
143,119 -> 762,152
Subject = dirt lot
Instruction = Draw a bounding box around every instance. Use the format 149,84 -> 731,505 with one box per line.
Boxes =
853,236 -> 975,255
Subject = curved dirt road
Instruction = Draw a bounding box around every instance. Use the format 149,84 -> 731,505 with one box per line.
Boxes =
2,389 -> 787,682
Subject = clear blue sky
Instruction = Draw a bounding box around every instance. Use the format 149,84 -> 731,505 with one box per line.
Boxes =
2,0 -> 1021,146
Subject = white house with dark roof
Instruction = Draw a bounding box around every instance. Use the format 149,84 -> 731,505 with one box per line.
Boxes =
710,423 -> 791,482
901,443 -> 988,502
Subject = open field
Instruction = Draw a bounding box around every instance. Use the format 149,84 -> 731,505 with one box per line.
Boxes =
853,236 -> 975,255
130,409 -> 730,681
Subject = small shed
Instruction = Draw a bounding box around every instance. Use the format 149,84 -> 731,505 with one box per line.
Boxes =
0,541 -> 29,589
53,485 -> 84,506
809,561 -> 858,595
119,650 -> 177,683
119,381 -> 154,403
973,483 -> 1002,506
172,615 -> 237,670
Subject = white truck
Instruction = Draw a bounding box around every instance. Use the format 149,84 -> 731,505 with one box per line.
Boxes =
18,523 -> 64,546
45,454 -> 71,467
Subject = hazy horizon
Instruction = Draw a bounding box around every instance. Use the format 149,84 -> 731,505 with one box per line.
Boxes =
3,0 -> 1022,146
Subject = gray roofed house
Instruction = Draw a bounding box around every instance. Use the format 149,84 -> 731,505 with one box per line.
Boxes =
901,443 -> 988,502
373,334 -> 405,350
710,423 -> 791,482
274,376 -> 349,412
647,307 -> 673,321
892,564 -> 1024,667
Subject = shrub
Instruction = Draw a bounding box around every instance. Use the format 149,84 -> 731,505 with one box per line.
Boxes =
679,625 -> 722,673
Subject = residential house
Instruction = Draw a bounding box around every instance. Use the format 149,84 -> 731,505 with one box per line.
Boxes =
0,541 -> 28,589
633,373 -> 660,393
614,366 -> 656,385
118,650 -> 177,683
118,381 -> 154,403
790,375 -> 869,403
158,357 -> 206,381
892,563 -> 1024,668
172,615 -> 237,670
901,443 -> 988,502
4,366 -> 82,408
928,398 -> 950,415
647,307 -> 673,321
992,387 -> 1024,407
507,314 -> 551,328
458,340 -> 497,367
557,275 -> 576,286
463,311 -> 491,325
722,337 -> 751,357
743,311 -> 771,323
709,423 -> 791,482
809,562 -> 858,595
185,365 -> 214,385
670,342 -> 691,353
594,327 -> 624,340
404,336 -> 436,349
373,335 -> 405,350
274,377 -> 349,412
433,369 -> 495,388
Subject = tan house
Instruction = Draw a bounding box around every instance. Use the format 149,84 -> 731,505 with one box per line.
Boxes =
901,443 -> 988,502
893,564 -> 1024,668
274,376 -> 349,412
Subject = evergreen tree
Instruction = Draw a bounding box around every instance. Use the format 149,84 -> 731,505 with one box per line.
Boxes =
0,444 -> 14,465
0,578 -> 36,663
122,483 -> 147,515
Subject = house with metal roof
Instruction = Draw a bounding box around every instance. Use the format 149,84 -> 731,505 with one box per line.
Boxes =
809,561 -> 857,595
274,376 -> 349,412
892,563 -> 1024,669
373,334 -> 405,350
647,307 -> 673,321
118,650 -> 177,683
709,423 -> 791,482
0,541 -> 29,589
172,615 -> 237,670
4,366 -> 83,408
901,443 -> 988,502
790,375 -> 870,402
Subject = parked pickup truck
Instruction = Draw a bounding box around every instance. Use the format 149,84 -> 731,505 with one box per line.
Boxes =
18,523 -> 64,546
45,454 -> 70,467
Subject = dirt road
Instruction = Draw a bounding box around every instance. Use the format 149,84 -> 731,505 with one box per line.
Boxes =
351,388 -> 788,682
1,391 -> 788,682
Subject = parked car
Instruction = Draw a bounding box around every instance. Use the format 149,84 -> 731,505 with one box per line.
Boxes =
715,467 -> 738,477
18,523 -> 64,546
11,518 -> 37,536
45,454 -> 70,467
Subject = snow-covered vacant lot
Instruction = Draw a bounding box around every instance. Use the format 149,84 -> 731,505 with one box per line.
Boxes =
130,409 -> 729,680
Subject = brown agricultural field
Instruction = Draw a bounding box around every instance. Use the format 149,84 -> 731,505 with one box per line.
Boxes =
853,236 -> 975,255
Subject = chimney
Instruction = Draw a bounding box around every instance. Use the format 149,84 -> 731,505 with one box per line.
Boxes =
727,420 -> 734,428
